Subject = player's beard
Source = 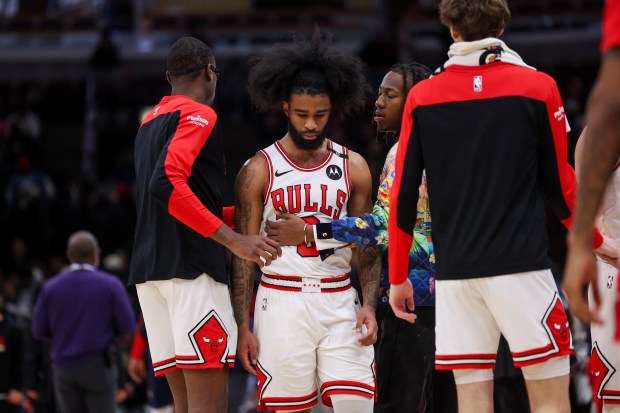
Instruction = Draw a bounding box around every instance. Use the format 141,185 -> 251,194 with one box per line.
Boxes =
287,120 -> 328,150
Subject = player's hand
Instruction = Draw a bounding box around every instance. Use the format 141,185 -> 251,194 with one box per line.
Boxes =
237,325 -> 259,375
389,279 -> 416,323
265,213 -> 306,246
127,357 -> 147,384
356,304 -> 378,346
231,234 -> 282,268
564,240 -> 602,324
116,386 -> 130,403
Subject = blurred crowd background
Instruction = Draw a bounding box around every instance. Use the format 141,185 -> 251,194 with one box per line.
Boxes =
0,0 -> 607,412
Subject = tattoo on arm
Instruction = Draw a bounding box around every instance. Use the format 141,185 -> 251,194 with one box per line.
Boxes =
231,163 -> 260,326
347,152 -> 379,308
231,255 -> 255,326
357,246 -> 381,309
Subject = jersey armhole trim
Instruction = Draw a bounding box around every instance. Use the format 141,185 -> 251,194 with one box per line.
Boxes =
258,150 -> 273,206
274,140 -> 334,171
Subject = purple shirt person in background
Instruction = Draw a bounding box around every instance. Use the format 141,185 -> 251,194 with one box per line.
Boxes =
32,231 -> 135,413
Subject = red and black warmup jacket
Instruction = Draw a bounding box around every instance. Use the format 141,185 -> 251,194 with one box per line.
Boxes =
602,0 -> 620,53
388,62 -> 603,283
128,95 -> 234,286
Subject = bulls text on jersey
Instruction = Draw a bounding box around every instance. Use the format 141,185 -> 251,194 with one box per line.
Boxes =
270,184 -> 347,220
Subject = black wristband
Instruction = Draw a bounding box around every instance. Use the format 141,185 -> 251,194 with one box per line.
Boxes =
315,223 -> 333,240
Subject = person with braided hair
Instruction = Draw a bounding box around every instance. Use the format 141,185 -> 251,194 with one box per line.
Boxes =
265,62 -> 458,413
231,28 -> 380,413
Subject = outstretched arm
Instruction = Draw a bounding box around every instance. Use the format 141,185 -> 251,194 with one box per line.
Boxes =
264,204 -> 387,249
231,156 -> 270,374
148,107 -> 279,267
347,151 -> 381,346
266,144 -> 397,250
318,143 -> 400,249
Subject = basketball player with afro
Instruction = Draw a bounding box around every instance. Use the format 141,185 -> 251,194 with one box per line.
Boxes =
231,28 -> 381,413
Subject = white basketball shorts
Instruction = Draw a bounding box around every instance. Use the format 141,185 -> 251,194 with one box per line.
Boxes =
136,273 -> 237,376
589,259 -> 620,407
435,269 -> 573,371
254,273 -> 375,411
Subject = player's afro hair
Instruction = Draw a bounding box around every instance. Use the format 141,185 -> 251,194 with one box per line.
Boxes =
247,28 -> 369,118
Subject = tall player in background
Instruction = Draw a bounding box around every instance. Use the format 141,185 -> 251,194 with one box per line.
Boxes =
231,29 -> 381,413
128,37 -> 281,413
387,0 -> 616,412
564,0 -> 620,325
574,128 -> 620,412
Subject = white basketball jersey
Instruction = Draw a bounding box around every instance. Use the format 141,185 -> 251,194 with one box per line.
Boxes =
600,166 -> 620,242
259,139 -> 352,278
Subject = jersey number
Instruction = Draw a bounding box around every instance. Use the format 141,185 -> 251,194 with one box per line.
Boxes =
297,216 -> 320,258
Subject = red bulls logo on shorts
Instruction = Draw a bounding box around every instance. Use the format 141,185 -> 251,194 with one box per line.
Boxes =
590,342 -> 616,401
256,361 -> 273,410
192,312 -> 228,366
543,296 -> 573,353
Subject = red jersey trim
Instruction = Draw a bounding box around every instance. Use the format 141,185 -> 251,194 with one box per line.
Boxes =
259,282 -> 352,293
602,390 -> 620,405
153,357 -> 176,368
320,380 -> 374,393
274,140 -> 334,171
512,349 -> 574,367
261,391 -> 319,411
262,274 -> 305,282
153,357 -> 177,376
319,380 -> 375,408
435,353 -> 497,370
173,362 -> 229,370
512,343 -> 554,358
153,365 -> 177,377
343,146 -> 351,195
175,352 -> 232,369
512,310 -> 575,365
260,273 -> 351,293
321,274 -> 350,283
436,353 -> 497,360
259,282 -> 302,292
436,363 -> 496,370
259,150 -> 273,206
175,354 -> 202,361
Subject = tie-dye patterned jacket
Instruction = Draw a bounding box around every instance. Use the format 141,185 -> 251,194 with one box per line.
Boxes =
316,142 -> 435,306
